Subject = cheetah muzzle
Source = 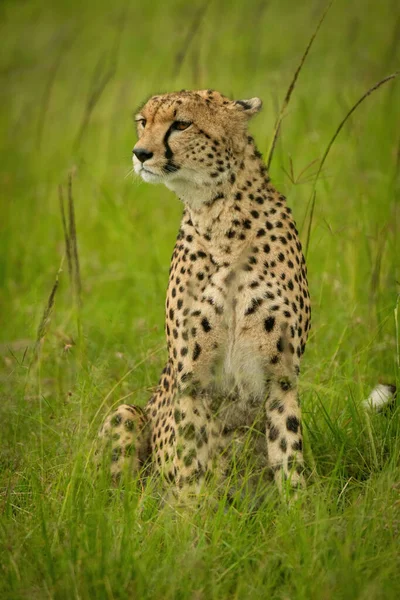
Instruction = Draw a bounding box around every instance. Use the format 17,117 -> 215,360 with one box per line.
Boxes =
99,89 -> 311,501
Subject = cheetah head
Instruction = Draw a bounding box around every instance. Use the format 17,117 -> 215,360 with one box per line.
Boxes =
132,90 -> 262,204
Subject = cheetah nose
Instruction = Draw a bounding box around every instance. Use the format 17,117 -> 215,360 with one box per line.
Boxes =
133,147 -> 153,163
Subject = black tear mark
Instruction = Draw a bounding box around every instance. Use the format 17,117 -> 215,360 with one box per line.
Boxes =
163,125 -> 174,159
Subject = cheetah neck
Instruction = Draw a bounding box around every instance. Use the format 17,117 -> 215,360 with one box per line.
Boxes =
179,142 -> 280,262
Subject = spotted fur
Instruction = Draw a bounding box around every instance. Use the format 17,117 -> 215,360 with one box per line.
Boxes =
100,89 -> 311,498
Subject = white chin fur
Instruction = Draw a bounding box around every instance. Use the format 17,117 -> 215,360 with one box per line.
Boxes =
140,169 -> 163,183
133,159 -> 163,184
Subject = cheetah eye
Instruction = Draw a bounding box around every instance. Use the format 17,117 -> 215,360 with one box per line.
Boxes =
172,121 -> 192,131
136,118 -> 147,128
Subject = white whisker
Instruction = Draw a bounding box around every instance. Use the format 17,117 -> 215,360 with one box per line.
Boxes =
124,167 -> 135,180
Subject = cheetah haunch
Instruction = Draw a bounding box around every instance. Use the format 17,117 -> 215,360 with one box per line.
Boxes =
100,90 -> 311,499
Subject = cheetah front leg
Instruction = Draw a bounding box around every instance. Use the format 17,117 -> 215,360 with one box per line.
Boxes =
265,378 -> 305,493
172,393 -> 221,502
98,404 -> 152,481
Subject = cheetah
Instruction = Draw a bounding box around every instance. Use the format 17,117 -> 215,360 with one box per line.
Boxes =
100,89 -> 311,499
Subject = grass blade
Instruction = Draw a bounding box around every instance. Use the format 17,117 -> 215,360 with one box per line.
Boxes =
395,294 -> 400,370
304,71 -> 400,256
67,173 -> 82,306
36,31 -> 78,150
266,0 -> 334,171
172,1 -> 209,79
74,56 -> 115,149
313,72 -> 400,194
31,258 -> 63,365
59,183 -> 72,282
72,8 -> 127,150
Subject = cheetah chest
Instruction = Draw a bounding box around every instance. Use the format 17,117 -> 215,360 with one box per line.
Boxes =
165,251 -> 269,428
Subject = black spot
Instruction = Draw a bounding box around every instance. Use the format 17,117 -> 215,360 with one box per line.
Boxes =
268,425 -> 279,442
269,398 -> 284,413
110,414 -> 122,427
280,438 -> 287,452
264,316 -> 275,332
280,378 -> 291,391
286,416 -> 300,433
201,318 -> 212,332
292,439 -> 303,452
124,419 -> 135,431
111,447 -> 122,462
193,343 -> 202,361
277,337 -> 284,352
245,298 -> 263,316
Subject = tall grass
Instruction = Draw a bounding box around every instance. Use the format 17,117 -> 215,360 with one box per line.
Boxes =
0,0 -> 399,598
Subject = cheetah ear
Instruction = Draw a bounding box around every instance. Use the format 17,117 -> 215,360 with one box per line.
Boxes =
234,97 -> 263,117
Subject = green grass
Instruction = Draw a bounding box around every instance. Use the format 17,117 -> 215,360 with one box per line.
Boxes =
1,0 -> 399,598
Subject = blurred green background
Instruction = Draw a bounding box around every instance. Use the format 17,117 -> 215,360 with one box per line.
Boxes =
0,0 -> 399,598
1,0 -> 399,371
